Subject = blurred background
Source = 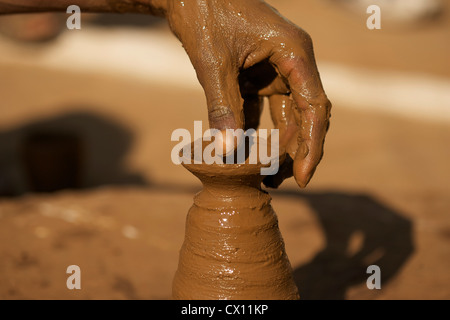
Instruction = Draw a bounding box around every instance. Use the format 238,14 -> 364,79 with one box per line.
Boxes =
0,0 -> 449,299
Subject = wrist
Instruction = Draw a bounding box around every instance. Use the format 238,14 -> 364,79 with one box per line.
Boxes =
109,0 -> 168,16
141,0 -> 168,15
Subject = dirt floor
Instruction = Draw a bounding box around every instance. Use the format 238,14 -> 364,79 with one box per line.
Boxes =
0,0 -> 449,300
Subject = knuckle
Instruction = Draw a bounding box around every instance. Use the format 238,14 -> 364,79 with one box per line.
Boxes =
282,25 -> 313,48
208,103 -> 238,130
208,101 -> 234,127
317,94 -> 331,108
208,103 -> 234,121
300,30 -> 313,48
313,95 -> 332,117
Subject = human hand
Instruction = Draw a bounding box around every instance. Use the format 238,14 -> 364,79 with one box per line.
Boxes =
166,0 -> 331,188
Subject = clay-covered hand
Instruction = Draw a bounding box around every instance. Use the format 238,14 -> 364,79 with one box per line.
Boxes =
166,0 -> 331,188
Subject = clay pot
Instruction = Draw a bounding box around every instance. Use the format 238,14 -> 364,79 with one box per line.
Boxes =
173,142 -> 299,299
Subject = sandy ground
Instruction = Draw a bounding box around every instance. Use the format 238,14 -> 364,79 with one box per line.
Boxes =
0,0 -> 449,300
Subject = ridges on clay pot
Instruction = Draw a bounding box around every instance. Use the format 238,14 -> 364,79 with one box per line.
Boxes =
172,137 -> 299,300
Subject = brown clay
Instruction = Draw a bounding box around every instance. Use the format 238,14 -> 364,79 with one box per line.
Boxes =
0,0 -> 331,189
172,140 -> 299,300
0,0 -> 329,300
165,0 -> 331,188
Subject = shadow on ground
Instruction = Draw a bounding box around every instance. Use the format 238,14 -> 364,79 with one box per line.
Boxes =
0,109 -> 414,299
144,182 -> 415,300
0,110 -> 148,196
273,190 -> 414,300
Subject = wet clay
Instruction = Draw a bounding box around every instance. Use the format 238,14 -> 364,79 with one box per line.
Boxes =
106,0 -> 166,16
172,141 -> 299,300
0,0 -> 328,297
166,0 -> 331,188
0,0 -> 331,190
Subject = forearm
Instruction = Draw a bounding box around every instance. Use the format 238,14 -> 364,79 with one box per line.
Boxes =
0,0 -> 168,16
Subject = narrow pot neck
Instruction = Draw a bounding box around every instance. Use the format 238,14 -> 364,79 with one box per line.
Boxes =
187,166 -> 271,209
